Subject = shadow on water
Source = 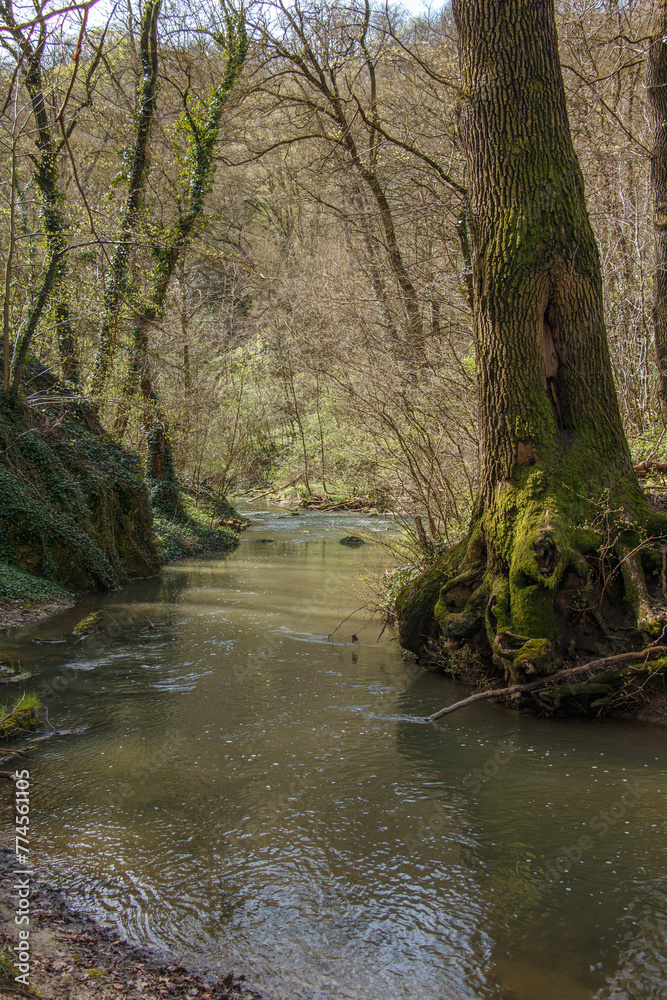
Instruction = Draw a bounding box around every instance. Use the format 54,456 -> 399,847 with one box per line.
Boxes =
393,678 -> 667,1000
1,504 -> 665,1000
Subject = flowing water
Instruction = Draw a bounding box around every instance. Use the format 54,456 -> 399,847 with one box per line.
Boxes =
1,505 -> 666,1000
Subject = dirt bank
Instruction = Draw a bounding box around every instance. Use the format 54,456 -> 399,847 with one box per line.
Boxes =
0,600 -> 74,635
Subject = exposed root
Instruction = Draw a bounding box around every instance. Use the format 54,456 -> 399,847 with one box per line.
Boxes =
397,474 -> 667,718
426,647 -> 667,721
615,541 -> 667,638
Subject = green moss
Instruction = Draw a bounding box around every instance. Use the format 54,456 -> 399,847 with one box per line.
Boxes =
486,576 -> 511,634
512,638 -> 553,676
435,576 -> 489,640
72,611 -> 103,635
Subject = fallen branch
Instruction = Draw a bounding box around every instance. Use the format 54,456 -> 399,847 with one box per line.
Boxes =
427,646 -> 667,721
232,476 -> 301,503
635,459 -> 667,477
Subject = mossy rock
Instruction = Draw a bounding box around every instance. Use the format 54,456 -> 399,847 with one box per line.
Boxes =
339,536 -> 365,547
72,611 -> 103,635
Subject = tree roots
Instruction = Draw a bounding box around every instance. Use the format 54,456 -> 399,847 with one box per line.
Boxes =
426,647 -> 667,721
396,482 -> 667,718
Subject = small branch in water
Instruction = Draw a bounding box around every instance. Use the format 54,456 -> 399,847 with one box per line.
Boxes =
426,647 -> 667,721
328,606 -> 372,639
44,706 -> 58,734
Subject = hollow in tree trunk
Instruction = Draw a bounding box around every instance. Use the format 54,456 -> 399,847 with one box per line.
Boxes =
396,0 -> 667,711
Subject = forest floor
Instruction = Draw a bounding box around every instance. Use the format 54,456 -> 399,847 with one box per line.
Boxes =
0,849 -> 260,1000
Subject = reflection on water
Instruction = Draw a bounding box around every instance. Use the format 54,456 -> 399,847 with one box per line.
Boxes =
1,505 -> 666,1000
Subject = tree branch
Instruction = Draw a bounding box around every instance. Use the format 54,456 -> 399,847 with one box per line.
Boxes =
427,647 -> 667,721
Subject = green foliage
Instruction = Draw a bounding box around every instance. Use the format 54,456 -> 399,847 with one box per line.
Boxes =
146,422 -> 183,520
382,561 -> 423,613
0,561 -> 69,604
627,420 -> 667,465
153,491 -> 242,563
0,948 -> 15,976
0,364 -> 159,591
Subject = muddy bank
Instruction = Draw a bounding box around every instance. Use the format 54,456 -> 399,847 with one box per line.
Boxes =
0,849 -> 260,1000
0,600 -> 74,635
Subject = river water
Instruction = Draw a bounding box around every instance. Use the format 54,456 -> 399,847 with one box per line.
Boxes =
1,505 -> 666,1000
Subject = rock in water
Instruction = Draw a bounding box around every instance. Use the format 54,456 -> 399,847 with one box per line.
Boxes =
339,536 -> 365,547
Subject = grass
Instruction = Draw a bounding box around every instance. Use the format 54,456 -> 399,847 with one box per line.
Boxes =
0,692 -> 40,738
0,948 -> 15,977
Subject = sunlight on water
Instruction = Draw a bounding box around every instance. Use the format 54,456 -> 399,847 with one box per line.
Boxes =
2,504 -> 666,1000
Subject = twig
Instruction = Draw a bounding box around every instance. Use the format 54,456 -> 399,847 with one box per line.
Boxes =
43,706 -> 58,734
426,647 -> 667,721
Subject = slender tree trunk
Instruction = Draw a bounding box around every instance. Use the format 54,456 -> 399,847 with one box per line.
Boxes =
3,116 -> 16,396
648,1 -> 667,424
114,11 -> 247,478
10,24 -> 79,387
89,0 -> 161,402
397,0 -> 666,696
347,184 -> 401,346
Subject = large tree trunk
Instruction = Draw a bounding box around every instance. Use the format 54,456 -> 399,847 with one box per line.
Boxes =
397,0 -> 667,704
648,1 -> 667,425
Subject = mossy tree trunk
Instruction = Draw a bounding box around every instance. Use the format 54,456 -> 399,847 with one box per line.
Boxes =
112,13 -> 247,514
397,0 -> 667,699
89,0 -> 161,403
648,0 -> 667,425
2,8 -> 79,389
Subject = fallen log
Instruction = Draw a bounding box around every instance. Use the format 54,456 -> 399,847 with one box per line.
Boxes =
426,646 -> 667,721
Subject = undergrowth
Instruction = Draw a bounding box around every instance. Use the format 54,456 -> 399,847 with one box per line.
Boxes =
0,364 -> 158,590
0,561 -> 70,605
154,491 -> 244,563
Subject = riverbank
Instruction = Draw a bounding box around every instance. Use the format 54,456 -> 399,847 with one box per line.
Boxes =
0,849 -> 260,1000
0,490 -> 244,636
0,598 -> 74,634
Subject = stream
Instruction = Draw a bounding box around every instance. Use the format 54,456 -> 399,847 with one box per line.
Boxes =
1,505 -> 666,1000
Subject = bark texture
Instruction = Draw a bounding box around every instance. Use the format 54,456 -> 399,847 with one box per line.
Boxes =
397,0 -> 667,708
457,0 -> 631,505
648,0 -> 667,425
